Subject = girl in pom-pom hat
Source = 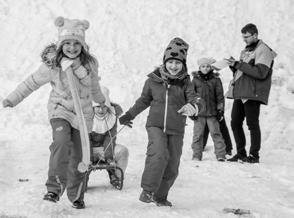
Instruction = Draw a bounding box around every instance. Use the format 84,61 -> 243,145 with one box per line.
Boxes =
2,17 -> 105,209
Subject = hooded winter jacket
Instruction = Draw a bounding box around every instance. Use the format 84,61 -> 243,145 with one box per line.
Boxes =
127,67 -> 203,135
5,46 -> 105,132
229,40 -> 277,105
191,71 -> 224,117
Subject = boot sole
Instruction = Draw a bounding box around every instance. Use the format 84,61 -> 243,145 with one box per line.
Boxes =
43,197 -> 58,203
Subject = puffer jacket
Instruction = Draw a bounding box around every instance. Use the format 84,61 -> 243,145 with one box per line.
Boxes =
229,40 -> 277,105
191,70 -> 224,117
5,46 -> 105,132
127,67 -> 203,135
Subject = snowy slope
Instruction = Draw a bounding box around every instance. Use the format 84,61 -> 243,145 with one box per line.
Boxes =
0,0 -> 294,217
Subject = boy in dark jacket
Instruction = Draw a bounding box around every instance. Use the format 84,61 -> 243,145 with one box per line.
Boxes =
119,38 -> 203,207
191,58 -> 226,161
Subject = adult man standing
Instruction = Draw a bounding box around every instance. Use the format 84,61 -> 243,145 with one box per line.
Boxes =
225,23 -> 277,163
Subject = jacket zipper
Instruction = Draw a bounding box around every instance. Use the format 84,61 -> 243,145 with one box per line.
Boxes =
163,84 -> 170,133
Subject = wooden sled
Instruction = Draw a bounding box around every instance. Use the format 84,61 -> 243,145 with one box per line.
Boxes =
87,161 -> 124,190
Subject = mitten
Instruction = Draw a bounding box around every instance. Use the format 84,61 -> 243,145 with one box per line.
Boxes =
2,99 -> 13,108
224,56 -> 236,67
73,65 -> 88,79
119,112 -> 133,128
177,103 -> 198,116
216,110 -> 224,122
112,103 -> 123,117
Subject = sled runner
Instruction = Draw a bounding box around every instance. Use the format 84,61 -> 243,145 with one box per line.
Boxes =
87,161 -> 124,190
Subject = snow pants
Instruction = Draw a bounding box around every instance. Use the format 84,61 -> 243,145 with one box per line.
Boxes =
141,127 -> 183,201
203,118 -> 233,153
191,116 -> 226,160
46,118 -> 86,202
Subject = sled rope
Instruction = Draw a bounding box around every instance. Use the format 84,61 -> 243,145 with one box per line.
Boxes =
94,121 -> 127,166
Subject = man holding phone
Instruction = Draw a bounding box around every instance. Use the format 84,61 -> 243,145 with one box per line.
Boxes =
225,23 -> 277,163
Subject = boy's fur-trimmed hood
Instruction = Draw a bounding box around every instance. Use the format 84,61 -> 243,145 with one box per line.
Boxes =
192,70 -> 220,79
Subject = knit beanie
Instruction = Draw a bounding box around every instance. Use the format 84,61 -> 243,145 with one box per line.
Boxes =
55,16 -> 89,51
92,86 -> 111,108
197,57 -> 216,67
163,37 -> 189,64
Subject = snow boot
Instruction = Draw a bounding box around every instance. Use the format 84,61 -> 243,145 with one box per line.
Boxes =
156,199 -> 172,207
43,192 -> 59,203
227,154 -> 247,162
139,190 -> 154,203
108,169 -> 123,190
72,199 -> 85,209
217,157 -> 226,162
154,196 -> 172,207
244,155 -> 259,163
192,153 -> 202,161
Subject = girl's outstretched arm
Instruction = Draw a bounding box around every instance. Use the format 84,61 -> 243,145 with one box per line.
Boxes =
4,63 -> 52,107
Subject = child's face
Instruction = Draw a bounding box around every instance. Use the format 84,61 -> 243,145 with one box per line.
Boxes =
94,105 -> 108,117
199,64 -> 212,74
165,59 -> 183,76
62,39 -> 82,59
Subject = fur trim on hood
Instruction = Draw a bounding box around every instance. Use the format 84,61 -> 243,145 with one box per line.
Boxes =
41,43 -> 57,69
192,70 -> 220,78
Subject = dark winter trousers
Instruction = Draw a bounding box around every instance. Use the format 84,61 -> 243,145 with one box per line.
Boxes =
141,127 -> 183,200
46,118 -> 87,202
203,118 -> 233,153
231,99 -> 261,158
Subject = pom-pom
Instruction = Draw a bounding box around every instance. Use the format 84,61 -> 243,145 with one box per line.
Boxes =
55,16 -> 64,27
82,20 -> 90,30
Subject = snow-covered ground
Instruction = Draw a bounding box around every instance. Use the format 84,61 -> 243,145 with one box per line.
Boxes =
0,0 -> 294,217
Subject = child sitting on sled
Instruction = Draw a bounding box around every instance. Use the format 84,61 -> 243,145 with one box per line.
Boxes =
87,86 -> 129,189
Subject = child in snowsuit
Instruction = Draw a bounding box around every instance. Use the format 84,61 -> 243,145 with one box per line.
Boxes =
2,17 -> 105,209
202,109 -> 233,155
119,37 -> 203,207
191,57 -> 226,161
88,86 -> 129,189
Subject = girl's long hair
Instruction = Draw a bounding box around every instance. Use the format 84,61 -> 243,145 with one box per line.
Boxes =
55,42 -> 96,67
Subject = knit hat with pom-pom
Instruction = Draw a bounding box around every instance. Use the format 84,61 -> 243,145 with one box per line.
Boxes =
197,57 -> 216,67
54,16 -> 89,51
92,86 -> 111,109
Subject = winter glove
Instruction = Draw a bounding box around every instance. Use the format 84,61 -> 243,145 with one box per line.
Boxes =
119,112 -> 133,128
224,56 -> 237,67
112,103 -> 123,117
177,103 -> 199,116
73,64 -> 88,80
2,99 -> 13,108
216,110 -> 224,122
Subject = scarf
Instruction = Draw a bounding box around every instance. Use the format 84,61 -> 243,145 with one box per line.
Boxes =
64,61 -> 90,172
92,106 -> 116,134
